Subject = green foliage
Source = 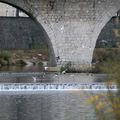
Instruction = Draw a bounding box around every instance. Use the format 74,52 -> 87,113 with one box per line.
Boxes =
60,61 -> 71,73
38,61 -> 43,67
92,48 -> 120,72
93,48 -> 120,63
0,52 -> 10,61
0,51 -> 11,66
15,60 -> 27,66
98,52 -> 120,88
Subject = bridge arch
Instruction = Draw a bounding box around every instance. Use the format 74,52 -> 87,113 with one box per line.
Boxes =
1,0 -> 120,69
0,0 -> 56,66
92,2 -> 120,63
92,7 -> 120,68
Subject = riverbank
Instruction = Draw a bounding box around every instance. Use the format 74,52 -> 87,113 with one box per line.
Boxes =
92,48 -> 120,73
0,50 -> 48,70
0,48 -> 119,73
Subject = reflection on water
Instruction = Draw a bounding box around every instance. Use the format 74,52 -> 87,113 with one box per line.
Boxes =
0,73 -> 107,83
0,66 -> 43,72
0,92 -> 96,120
0,91 -> 119,120
0,73 -> 119,120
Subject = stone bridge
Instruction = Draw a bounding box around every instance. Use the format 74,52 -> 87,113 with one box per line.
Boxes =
0,0 -> 120,67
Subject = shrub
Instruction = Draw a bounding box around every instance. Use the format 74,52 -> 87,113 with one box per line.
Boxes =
15,60 -> 27,66
38,61 -> 43,67
60,61 -> 71,73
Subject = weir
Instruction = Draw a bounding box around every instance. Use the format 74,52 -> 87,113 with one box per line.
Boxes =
0,83 -> 117,92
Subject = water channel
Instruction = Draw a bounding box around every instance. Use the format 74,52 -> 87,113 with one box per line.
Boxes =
0,71 -> 119,120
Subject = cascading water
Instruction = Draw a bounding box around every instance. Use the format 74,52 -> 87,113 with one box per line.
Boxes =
0,83 -> 117,92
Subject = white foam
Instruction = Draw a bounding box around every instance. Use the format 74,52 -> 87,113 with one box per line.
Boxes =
0,83 -> 117,92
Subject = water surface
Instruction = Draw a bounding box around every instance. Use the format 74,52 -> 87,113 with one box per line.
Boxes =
0,73 -> 119,120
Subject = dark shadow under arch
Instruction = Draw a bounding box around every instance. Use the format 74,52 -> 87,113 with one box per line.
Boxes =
95,17 -> 119,48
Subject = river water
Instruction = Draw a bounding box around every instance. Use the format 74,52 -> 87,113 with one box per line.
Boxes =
0,73 -> 119,120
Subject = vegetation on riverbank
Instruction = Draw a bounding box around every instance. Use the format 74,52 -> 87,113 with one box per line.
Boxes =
92,48 -> 120,88
0,50 -> 48,68
60,62 -> 72,73
92,48 -> 120,73
87,48 -> 120,120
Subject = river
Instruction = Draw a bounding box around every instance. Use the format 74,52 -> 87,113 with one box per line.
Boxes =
0,72 -> 119,120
